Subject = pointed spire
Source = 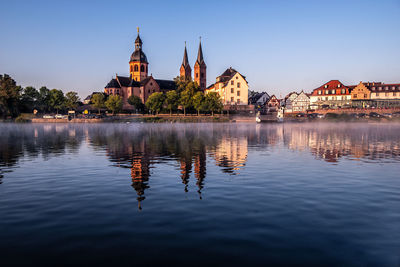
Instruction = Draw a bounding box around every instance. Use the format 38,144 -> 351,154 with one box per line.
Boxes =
182,41 -> 189,68
196,37 -> 204,65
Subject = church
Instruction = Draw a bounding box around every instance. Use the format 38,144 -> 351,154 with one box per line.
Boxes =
104,29 -> 207,110
104,29 -> 176,110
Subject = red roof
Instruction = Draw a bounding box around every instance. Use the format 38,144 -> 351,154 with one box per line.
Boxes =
311,80 -> 350,96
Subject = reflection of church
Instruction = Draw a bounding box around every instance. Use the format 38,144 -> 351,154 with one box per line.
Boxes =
131,154 -> 150,210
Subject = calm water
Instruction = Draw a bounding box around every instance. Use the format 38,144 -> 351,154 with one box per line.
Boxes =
0,123 -> 399,266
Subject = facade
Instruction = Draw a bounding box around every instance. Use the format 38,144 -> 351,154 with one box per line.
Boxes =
205,67 -> 249,105
369,83 -> 400,107
179,39 -> 207,90
267,95 -> 280,111
291,91 -> 310,112
309,80 -> 351,109
104,29 -> 176,109
283,92 -> 298,113
351,82 -> 372,108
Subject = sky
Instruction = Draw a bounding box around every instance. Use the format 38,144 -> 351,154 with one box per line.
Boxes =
1,0 -> 400,98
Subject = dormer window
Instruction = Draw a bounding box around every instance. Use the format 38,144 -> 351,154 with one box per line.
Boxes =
385,86 -> 388,90
324,85 -> 328,89
378,87 -> 382,91
337,84 -> 341,88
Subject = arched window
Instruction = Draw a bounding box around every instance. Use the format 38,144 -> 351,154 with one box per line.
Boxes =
140,65 -> 144,72
130,65 -> 133,72
134,65 -> 138,72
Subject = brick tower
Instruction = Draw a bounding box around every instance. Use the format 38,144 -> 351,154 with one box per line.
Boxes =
194,38 -> 206,90
179,42 -> 191,81
129,28 -> 148,82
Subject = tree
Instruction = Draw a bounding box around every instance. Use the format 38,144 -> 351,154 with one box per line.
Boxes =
20,86 -> 39,113
65,91 -> 80,110
37,86 -> 50,113
105,95 -> 123,115
48,89 -> 65,114
204,92 -> 223,116
0,74 -> 22,118
91,93 -> 105,114
193,91 -> 205,116
128,95 -> 144,113
165,90 -> 179,115
145,92 -> 165,115
180,89 -> 193,116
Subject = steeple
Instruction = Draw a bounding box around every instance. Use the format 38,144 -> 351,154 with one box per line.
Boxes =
129,27 -> 148,81
194,37 -> 206,90
182,42 -> 190,68
179,42 -> 192,81
196,37 -> 204,65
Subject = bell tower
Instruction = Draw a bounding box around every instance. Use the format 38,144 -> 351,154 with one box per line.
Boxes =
179,42 -> 191,81
129,27 -> 148,82
194,37 -> 206,90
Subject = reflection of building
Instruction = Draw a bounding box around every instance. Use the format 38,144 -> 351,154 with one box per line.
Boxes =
131,154 -> 150,210
213,137 -> 248,174
180,157 -> 192,192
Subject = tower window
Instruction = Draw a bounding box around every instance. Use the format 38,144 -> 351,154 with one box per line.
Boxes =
130,65 -> 133,72
134,65 -> 138,72
201,73 -> 204,78
140,65 -> 144,72
196,73 -> 199,78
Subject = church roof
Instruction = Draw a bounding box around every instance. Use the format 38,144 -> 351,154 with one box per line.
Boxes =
105,79 -> 121,88
135,34 -> 143,45
116,75 -> 131,87
155,79 -> 176,91
181,45 -> 190,68
130,49 -> 148,63
196,41 -> 205,65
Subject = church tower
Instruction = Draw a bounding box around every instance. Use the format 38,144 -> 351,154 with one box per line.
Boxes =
129,28 -> 148,82
179,42 -> 191,81
194,38 -> 206,90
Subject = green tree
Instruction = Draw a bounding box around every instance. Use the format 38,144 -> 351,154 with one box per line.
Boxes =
48,89 -> 65,114
145,92 -> 165,115
193,91 -> 205,116
180,89 -> 194,116
0,74 -> 22,118
204,92 -> 223,116
37,86 -> 50,113
20,86 -> 39,113
165,90 -> 179,115
65,91 -> 80,110
105,95 -> 123,115
91,93 -> 105,114
128,95 -> 144,112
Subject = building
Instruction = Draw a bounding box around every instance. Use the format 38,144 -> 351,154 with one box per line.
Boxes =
309,80 -> 351,109
267,95 -> 280,111
205,67 -> 249,105
179,39 -> 207,90
104,29 -> 175,109
291,91 -> 310,112
352,82 -> 400,108
283,92 -> 298,113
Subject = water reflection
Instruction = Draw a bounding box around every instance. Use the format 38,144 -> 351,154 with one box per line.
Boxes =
1,123 -> 400,208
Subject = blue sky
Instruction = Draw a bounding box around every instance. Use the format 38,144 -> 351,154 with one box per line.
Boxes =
1,0 -> 399,98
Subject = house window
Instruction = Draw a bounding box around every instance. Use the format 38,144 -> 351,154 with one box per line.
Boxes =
341,89 -> 345,94
231,97 -> 234,102
364,94 -> 367,98
338,84 -> 341,88
331,90 -> 335,94
237,91 -> 240,96
237,82 -> 241,88
237,99 -> 240,104
231,88 -> 234,93
318,90 -> 322,95
354,94 -> 357,99
385,92 -> 389,97
376,93 -> 380,96
325,90 -> 329,94
231,81 -> 234,85
394,92 -> 397,97
324,85 -> 328,88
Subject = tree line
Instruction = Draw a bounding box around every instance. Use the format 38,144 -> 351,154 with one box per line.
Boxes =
1,74 -> 224,118
89,78 -> 224,116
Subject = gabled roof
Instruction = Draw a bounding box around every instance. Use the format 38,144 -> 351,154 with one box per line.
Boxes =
311,80 -> 350,96
155,79 -> 176,91
216,67 -> 248,86
105,79 -> 121,88
116,75 -> 131,87
129,79 -> 141,87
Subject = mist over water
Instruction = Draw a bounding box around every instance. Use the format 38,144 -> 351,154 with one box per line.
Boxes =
0,123 -> 399,266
